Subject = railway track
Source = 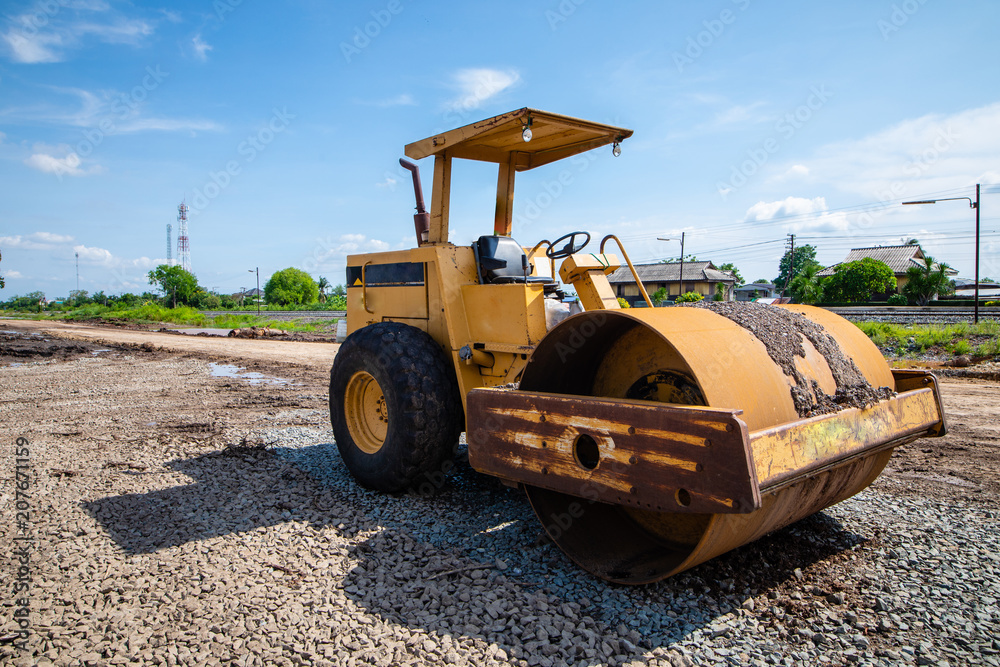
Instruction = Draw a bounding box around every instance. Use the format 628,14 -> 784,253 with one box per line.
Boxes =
825,306 -> 1000,324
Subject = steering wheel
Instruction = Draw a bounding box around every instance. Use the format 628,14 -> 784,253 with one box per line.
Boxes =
546,231 -> 591,260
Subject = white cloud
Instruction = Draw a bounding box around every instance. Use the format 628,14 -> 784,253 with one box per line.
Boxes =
2,30 -> 64,63
159,9 -> 182,23
376,176 -> 397,189
73,244 -> 114,264
117,117 -> 223,132
447,68 -> 520,112
300,234 -> 392,275
32,232 -> 74,243
191,33 -> 212,61
743,196 -> 857,234
780,102 -> 1000,200
1,232 -> 76,250
713,102 -> 767,127
74,19 -> 152,45
5,270 -> 23,279
1,86 -> 222,135
23,147 -> 102,177
364,93 -> 417,108
773,164 -> 809,181
745,196 -> 827,222
2,3 -> 154,64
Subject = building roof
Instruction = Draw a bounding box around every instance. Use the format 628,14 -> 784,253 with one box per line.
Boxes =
607,261 -> 736,285
733,282 -> 776,291
817,245 -> 956,277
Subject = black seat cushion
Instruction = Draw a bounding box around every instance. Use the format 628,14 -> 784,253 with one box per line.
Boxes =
475,236 -> 552,285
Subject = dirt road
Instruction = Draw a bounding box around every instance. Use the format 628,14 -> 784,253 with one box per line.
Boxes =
2,318 -> 339,370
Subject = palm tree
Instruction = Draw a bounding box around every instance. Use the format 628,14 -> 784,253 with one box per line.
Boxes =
317,276 -> 330,303
789,261 -> 825,304
903,256 -> 953,306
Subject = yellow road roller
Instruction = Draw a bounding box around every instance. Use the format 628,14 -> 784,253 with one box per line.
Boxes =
329,108 -> 946,584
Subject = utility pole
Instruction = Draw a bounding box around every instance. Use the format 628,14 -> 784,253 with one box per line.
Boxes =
782,234 -> 795,296
975,183 -> 981,325
75,251 -> 80,294
249,268 -> 260,315
679,232 -> 686,296
657,233 -> 686,299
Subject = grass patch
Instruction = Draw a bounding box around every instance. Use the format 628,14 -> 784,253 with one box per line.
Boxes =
13,304 -> 336,333
855,320 -> 1000,357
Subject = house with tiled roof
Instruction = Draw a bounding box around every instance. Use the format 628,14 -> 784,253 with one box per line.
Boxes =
607,261 -> 736,305
816,245 -> 957,297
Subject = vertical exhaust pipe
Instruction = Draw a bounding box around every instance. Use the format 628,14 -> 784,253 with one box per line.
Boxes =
399,158 -> 430,246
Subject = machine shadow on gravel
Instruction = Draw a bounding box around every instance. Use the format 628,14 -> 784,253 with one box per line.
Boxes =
82,448 -> 342,554
335,457 -> 870,663
83,439 -> 870,665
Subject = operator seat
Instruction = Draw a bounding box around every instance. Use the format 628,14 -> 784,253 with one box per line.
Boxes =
473,235 -> 553,286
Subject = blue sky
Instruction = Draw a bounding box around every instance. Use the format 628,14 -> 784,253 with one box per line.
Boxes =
1,0 -> 998,298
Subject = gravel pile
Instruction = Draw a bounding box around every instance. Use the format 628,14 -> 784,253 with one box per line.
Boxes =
2,342 -> 998,666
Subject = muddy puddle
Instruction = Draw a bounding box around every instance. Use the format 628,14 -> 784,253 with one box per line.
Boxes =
208,362 -> 292,386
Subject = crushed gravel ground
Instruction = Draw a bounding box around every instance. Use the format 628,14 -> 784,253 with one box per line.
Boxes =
1,323 -> 999,666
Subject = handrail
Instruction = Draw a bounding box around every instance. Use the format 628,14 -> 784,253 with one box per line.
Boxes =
600,234 -> 653,308
361,261 -> 374,314
527,239 -> 555,281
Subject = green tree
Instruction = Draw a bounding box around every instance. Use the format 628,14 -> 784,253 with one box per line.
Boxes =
147,265 -> 200,307
774,244 -> 818,292
332,283 -> 346,297
823,258 -> 896,303
660,254 -> 698,264
264,267 -> 319,306
317,276 -> 331,303
650,286 -> 668,306
717,262 -> 744,286
714,283 -> 725,301
1,291 -> 46,311
789,261 -> 826,304
902,256 -> 954,306
68,289 -> 90,306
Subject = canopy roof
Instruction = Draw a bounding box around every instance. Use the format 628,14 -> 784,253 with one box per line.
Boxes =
404,107 -> 633,171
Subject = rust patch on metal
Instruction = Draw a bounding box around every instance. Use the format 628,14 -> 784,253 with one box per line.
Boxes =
750,386 -> 944,491
466,388 -> 760,514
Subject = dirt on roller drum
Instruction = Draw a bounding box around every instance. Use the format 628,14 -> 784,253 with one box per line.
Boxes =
690,302 -> 894,417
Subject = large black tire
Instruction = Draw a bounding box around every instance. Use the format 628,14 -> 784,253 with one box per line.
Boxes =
330,322 -> 462,493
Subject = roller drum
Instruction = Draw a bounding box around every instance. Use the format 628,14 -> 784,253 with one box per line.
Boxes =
520,305 -> 896,584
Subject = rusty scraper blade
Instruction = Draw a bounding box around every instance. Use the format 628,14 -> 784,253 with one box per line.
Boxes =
466,388 -> 761,514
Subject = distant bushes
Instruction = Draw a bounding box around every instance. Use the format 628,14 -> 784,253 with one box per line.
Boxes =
886,294 -> 908,306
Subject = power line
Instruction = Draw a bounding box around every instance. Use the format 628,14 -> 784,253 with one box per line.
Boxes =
616,185 -> 987,243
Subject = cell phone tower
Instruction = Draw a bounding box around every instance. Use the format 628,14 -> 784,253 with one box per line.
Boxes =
176,201 -> 191,272
166,223 -> 173,266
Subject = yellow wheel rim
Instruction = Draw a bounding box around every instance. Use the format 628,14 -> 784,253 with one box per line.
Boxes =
344,371 -> 388,454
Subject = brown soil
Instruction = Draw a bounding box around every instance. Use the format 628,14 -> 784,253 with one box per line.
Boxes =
2,319 -> 339,369
692,302 -> 894,416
